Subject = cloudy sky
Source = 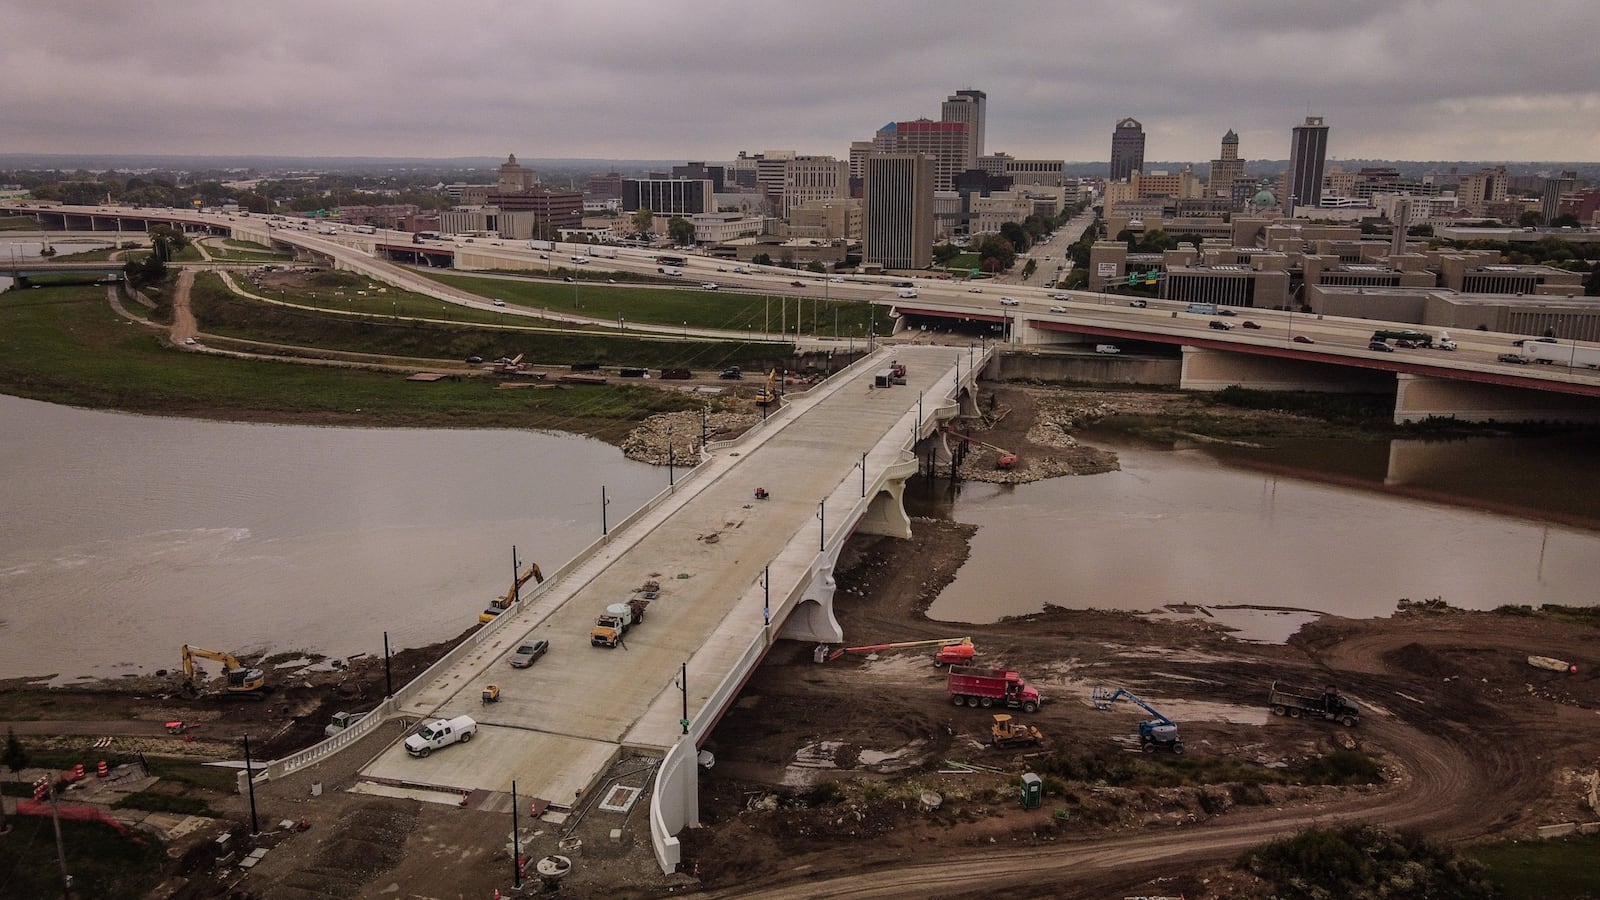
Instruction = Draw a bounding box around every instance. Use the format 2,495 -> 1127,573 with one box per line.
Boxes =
6,0 -> 1598,164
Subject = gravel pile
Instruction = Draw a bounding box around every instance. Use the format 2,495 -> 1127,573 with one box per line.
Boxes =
621,409 -> 761,465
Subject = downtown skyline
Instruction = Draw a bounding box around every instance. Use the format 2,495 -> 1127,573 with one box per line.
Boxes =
3,0 -> 1599,164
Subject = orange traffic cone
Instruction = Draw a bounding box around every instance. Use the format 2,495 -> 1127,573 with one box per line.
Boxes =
97,760 -> 109,777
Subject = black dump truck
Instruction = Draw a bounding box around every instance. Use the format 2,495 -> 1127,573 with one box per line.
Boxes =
1268,680 -> 1360,727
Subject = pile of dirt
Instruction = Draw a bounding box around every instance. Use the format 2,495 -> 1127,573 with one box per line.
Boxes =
949,386 -> 1121,484
264,800 -> 417,899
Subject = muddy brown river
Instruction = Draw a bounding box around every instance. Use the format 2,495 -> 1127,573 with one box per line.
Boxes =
5,392 -> 1597,679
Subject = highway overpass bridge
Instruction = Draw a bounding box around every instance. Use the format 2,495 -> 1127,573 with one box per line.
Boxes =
237,344 -> 988,874
895,298 -> 1600,424
10,202 -> 1599,423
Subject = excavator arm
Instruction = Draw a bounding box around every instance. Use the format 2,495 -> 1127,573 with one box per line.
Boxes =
1092,687 -> 1175,727
180,645 -> 266,695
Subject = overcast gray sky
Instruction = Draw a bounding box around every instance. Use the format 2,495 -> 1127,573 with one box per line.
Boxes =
6,0 -> 1598,164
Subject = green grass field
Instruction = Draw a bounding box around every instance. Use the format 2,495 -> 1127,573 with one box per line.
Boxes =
424,271 -> 885,338
0,282 -> 707,435
0,214 -> 37,231
190,273 -> 788,374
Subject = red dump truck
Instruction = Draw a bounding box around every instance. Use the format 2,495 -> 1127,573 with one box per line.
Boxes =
947,666 -> 1043,713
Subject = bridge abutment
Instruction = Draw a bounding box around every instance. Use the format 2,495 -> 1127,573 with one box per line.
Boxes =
1180,345 -> 1394,392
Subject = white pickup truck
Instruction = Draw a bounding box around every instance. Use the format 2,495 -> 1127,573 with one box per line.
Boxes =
404,715 -> 477,757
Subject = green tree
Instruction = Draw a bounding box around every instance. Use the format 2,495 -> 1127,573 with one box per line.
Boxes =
975,235 -> 1017,272
751,253 -> 772,266
124,252 -> 167,288
1518,209 -> 1543,228
667,216 -> 695,246
3,727 -> 28,802
805,260 -> 826,273
1587,266 -> 1600,296
1551,213 -> 1582,228
999,222 -> 1031,253
147,224 -> 189,261
932,243 -> 962,264
631,208 -> 655,237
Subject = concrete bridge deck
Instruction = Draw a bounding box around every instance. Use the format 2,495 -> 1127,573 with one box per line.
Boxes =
359,344 -> 975,807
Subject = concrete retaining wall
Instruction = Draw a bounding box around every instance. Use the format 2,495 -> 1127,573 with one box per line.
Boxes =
984,351 -> 1181,385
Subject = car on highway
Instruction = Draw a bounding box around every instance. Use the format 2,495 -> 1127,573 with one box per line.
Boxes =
733,266 -> 749,274
829,276 -> 845,283
1292,335 -> 1316,344
790,280 -> 805,288
1208,319 -> 1234,330
492,298 -> 506,307
967,287 -> 984,293
1394,339 -> 1417,349
1368,340 -> 1395,352
999,297 -> 1019,306
465,356 -> 483,364
509,639 -> 549,668
701,282 -> 719,290
564,276 -> 575,282
1241,320 -> 1261,329
1049,305 -> 1067,313
1128,299 -> 1148,308
1497,352 -> 1531,364
1051,293 -> 1069,301
1216,308 -> 1237,317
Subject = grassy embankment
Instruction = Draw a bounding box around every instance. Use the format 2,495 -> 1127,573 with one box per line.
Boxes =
1466,833 -> 1600,900
190,271 -> 792,375
422,270 -> 885,338
202,238 -> 293,263
0,282 -> 702,436
1,214 -> 38,231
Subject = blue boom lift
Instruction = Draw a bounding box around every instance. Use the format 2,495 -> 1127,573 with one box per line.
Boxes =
1092,687 -> 1183,754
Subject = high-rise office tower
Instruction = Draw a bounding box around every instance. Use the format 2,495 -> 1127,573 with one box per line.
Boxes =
874,120 -> 969,190
1110,118 -> 1145,181
1286,116 -> 1329,213
863,153 -> 934,270
941,89 -> 986,168
1541,171 -> 1577,225
1208,130 -> 1244,199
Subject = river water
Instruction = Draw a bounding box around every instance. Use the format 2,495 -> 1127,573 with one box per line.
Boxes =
0,395 -> 664,682
924,431 -> 1600,640
5,386 -> 1598,679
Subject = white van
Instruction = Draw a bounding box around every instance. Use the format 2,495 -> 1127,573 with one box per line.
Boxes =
896,287 -> 919,299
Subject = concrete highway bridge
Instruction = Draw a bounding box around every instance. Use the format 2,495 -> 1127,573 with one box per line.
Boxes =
236,344 -> 988,873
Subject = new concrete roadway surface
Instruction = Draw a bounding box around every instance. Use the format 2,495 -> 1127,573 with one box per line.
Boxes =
361,345 -> 960,808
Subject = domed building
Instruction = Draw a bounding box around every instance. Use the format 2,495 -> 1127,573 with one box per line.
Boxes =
1250,184 -> 1278,213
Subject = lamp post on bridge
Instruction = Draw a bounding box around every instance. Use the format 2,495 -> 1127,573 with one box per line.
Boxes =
817,501 -> 825,551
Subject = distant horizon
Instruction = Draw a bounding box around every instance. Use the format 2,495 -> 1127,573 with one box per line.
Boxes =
4,152 -> 1597,174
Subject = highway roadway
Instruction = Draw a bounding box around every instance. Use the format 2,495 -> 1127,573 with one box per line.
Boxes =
9,203 -> 1597,385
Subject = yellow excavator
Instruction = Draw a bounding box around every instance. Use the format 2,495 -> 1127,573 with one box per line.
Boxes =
180,645 -> 266,698
755,368 -> 782,406
479,562 -> 546,623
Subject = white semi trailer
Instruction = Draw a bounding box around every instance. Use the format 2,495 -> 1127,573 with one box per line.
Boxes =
1523,341 -> 1600,368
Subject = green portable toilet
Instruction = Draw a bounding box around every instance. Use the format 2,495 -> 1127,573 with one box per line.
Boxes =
1020,773 -> 1042,809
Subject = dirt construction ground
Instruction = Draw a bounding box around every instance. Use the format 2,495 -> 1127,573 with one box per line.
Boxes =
6,386 -> 1600,899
